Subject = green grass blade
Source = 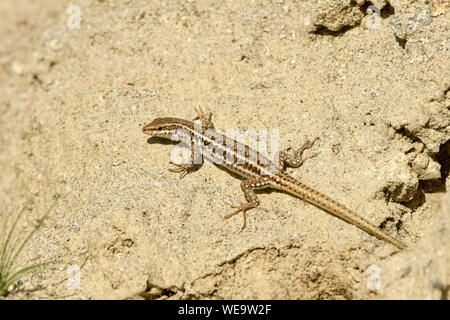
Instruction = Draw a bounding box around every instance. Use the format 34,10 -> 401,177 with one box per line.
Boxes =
4,195 -> 60,276
0,201 -> 32,278
0,260 -> 59,296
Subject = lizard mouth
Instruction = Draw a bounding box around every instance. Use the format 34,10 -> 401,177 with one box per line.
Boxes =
142,125 -> 155,134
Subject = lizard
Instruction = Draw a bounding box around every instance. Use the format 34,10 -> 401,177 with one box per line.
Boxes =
142,108 -> 406,250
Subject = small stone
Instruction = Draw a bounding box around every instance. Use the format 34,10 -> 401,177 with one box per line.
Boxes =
411,154 -> 441,180
48,38 -> 63,50
12,61 -> 25,74
379,153 -> 419,202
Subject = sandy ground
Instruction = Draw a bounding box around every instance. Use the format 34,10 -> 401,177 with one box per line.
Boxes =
0,0 -> 448,299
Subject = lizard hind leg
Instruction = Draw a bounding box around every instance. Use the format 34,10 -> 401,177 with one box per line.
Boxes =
224,177 -> 269,229
279,137 -> 319,168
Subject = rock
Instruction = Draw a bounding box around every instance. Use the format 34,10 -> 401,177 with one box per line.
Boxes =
307,0 -> 365,32
411,154 -> 441,180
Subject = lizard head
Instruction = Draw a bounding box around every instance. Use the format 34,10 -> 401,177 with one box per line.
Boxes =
142,118 -> 177,138
142,117 -> 193,140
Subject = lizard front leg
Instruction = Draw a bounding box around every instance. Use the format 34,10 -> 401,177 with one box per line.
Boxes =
168,161 -> 200,179
193,107 -> 214,130
168,108 -> 214,178
168,136 -> 202,178
224,177 -> 269,229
